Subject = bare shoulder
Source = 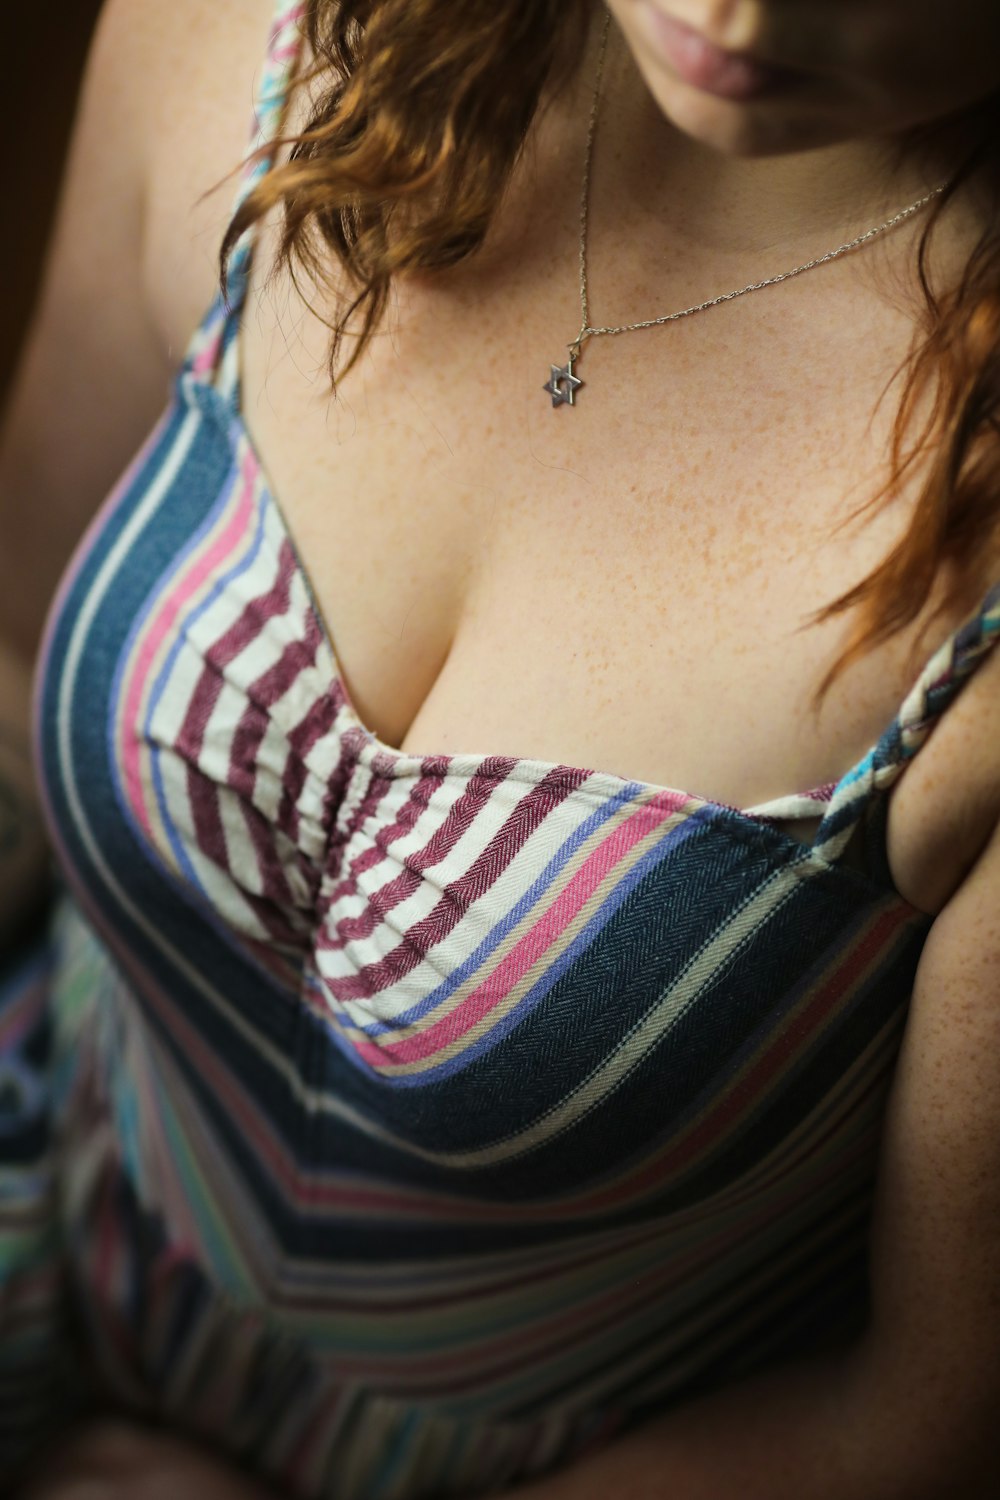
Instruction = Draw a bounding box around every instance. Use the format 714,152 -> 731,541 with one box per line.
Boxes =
75,0 -> 266,160
93,0 -> 275,128
0,0 -> 282,651
82,0 -> 287,352
138,0 -> 288,357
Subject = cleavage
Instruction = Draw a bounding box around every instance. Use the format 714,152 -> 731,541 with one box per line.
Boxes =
237,254 -> 928,813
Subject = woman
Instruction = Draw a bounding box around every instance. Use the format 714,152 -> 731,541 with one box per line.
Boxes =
2,0 -> 1000,1495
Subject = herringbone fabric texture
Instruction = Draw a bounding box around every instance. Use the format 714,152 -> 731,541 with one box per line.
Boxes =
3,4 -> 999,1496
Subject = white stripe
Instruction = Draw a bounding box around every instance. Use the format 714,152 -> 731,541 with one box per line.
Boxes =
50,406 -> 483,1161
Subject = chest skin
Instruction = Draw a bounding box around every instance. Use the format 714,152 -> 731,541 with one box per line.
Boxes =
140,0 -> 1000,921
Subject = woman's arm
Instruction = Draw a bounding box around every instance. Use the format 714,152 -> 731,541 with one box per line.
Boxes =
8,4 -> 999,1494
505,790 -> 1000,1500
21,779 -> 1000,1500
0,0 -> 171,659
0,0 -> 171,942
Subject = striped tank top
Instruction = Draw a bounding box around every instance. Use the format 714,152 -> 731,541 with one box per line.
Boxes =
3,3 -> 1000,1495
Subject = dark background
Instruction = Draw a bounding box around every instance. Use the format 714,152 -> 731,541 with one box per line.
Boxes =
2,0 -> 104,404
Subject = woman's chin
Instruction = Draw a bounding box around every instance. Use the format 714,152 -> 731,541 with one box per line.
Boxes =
637,67 -> 863,160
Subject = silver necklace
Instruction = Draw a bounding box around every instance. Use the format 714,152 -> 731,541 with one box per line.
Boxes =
544,11 -> 947,409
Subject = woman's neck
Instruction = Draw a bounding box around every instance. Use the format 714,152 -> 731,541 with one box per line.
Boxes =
555,15 -> 979,272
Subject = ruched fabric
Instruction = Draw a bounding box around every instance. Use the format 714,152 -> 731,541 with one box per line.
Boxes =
4,2 -> 1000,1494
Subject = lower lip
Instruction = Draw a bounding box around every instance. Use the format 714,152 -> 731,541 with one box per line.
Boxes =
638,6 -> 792,102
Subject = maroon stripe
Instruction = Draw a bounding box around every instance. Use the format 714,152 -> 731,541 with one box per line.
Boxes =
276,691 -> 342,844
275,752 -> 308,848
226,604 -> 328,824
269,1220 -> 669,1315
204,538 -> 298,672
319,764 -> 591,1001
174,542 -> 302,772
317,739 -> 367,882
241,896 -> 312,951
326,764 -> 510,949
238,795 -> 304,913
247,611 -> 324,712
324,770 -> 447,916
288,681 -> 343,763
187,762 -> 229,870
175,662 -> 225,763
185,766 -> 311,951
317,756 -> 518,953
321,752 -> 398,884
227,699 -> 271,803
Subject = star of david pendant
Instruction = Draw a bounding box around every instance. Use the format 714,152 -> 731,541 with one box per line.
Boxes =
543,358 -> 584,408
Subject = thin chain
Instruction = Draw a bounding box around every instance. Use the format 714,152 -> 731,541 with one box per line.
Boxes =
574,11 -> 613,357
569,10 -> 947,363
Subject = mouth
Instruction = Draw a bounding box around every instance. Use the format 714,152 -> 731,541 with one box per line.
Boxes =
637,6 -> 799,102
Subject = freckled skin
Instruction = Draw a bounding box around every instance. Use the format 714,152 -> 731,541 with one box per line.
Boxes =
10,1 -> 1000,1494
134,2 -> 1000,918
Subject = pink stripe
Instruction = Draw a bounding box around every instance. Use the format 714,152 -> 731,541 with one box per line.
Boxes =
175,535 -> 299,775
270,3 -> 305,38
32,406 -> 176,773
117,462 -> 258,840
191,325 -> 224,376
209,537 -> 298,673
352,793 -> 681,1066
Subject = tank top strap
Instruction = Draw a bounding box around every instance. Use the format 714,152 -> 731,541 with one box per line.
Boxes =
812,580 -> 1000,866
182,0 -> 306,385
225,2 -> 307,291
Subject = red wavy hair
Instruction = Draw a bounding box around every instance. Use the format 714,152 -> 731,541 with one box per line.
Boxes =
222,0 -> 1000,698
